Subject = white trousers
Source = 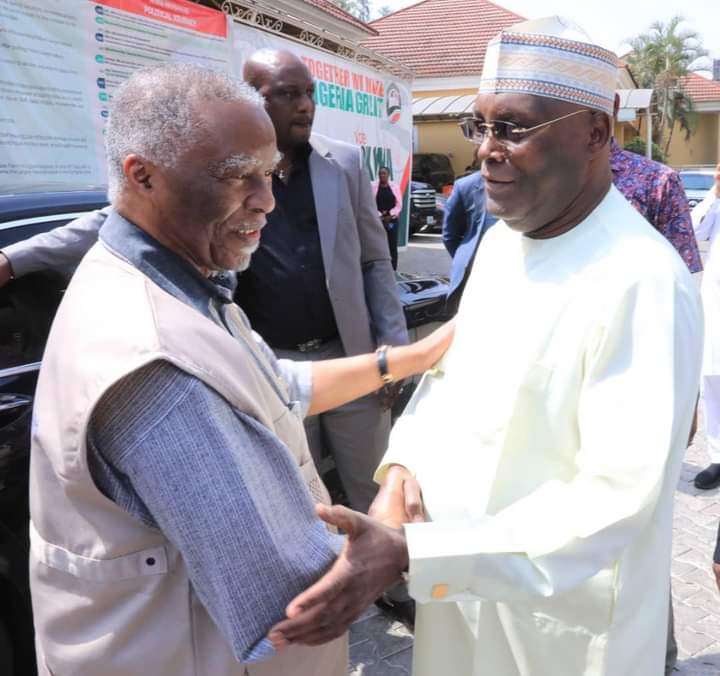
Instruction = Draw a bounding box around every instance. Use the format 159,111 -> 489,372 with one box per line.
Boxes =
702,375 -> 720,463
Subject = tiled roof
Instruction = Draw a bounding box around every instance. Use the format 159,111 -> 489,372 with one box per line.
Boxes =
299,0 -> 378,35
362,0 -> 524,78
679,72 -> 720,103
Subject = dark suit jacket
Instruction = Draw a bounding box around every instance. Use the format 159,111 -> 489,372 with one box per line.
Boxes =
442,171 -> 495,311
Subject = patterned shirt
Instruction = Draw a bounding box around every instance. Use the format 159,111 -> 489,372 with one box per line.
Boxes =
610,140 -> 702,273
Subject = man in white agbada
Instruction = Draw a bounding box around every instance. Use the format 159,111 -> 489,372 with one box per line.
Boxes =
691,165 -> 720,485
268,17 -> 703,676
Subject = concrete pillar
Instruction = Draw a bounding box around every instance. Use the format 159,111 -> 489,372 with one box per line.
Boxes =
616,122 -> 624,146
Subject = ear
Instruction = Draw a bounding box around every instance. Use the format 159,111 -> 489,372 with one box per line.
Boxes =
588,112 -> 612,153
122,154 -> 157,194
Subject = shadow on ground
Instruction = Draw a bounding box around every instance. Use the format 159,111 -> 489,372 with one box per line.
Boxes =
349,605 -> 413,675
675,652 -> 720,674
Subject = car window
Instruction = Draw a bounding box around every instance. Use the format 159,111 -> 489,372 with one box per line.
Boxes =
0,272 -> 66,372
680,174 -> 714,192
429,155 -> 452,171
0,211 -> 94,372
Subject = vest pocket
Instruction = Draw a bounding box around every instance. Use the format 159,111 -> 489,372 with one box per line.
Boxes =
30,522 -> 168,581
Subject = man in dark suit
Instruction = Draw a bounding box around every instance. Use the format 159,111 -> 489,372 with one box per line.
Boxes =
442,164 -> 496,314
241,50 -> 408,514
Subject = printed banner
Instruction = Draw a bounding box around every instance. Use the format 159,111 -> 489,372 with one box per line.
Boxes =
85,0 -> 232,178
0,1 -> 101,189
0,0 -> 231,190
231,25 -> 414,245
0,0 -> 413,244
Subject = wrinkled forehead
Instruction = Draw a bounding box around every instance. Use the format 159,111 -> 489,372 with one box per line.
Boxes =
179,99 -> 276,166
207,151 -> 281,175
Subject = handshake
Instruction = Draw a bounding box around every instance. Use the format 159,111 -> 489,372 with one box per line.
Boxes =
268,465 -> 422,648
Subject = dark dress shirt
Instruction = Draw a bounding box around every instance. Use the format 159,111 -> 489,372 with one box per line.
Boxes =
376,184 -> 397,214
235,143 -> 339,349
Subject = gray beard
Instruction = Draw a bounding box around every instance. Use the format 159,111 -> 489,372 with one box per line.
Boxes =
232,253 -> 252,273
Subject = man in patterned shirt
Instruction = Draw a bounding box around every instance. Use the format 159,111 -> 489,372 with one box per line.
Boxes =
609,115 -> 701,273
610,100 -> 701,676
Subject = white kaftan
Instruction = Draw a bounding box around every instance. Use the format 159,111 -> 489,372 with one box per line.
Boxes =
692,189 -> 720,461
379,186 -> 703,676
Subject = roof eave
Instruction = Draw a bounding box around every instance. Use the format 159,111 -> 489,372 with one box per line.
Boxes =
276,0 -> 378,37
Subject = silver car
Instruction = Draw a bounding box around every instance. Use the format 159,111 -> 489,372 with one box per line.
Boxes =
679,169 -> 715,208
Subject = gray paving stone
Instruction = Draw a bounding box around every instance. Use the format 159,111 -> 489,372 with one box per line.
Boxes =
677,627 -> 717,657
677,546 -> 714,570
684,587 -> 720,615
701,502 -> 720,517
381,648 -> 414,674
675,579 -> 705,602
674,602 -> 712,627
673,560 -> 701,578
684,567 -> 719,595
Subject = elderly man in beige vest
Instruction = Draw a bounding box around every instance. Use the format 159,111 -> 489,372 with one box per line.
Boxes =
29,63 -> 452,676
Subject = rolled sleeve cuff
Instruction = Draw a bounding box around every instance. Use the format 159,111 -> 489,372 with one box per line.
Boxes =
277,358 -> 313,418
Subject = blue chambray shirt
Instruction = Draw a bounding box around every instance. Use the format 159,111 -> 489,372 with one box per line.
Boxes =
86,210 -> 343,663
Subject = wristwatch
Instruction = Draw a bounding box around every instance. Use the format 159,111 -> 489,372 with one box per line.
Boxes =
375,345 -> 394,385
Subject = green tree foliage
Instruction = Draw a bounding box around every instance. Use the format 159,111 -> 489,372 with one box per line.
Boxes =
623,137 -> 667,164
328,0 -> 371,22
627,16 -> 710,155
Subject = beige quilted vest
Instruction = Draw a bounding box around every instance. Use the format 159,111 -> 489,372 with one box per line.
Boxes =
29,241 -> 347,676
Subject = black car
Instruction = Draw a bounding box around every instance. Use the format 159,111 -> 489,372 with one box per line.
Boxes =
0,189 -> 450,674
412,152 -> 455,193
409,180 -> 446,235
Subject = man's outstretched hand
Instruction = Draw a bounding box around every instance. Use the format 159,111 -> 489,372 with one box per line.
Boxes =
268,504 -> 409,648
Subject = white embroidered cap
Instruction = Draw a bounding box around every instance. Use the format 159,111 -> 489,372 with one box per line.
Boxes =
479,16 -> 619,115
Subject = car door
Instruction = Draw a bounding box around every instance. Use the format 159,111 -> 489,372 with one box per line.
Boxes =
0,209 -> 96,676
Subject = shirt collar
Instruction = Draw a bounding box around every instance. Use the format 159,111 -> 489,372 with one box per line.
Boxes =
99,208 -> 235,321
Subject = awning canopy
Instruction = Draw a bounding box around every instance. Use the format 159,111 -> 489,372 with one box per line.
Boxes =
413,88 -> 655,120
616,89 -> 653,122
412,94 -> 476,117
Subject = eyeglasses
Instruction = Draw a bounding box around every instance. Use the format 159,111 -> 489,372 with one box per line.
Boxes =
458,109 -> 593,145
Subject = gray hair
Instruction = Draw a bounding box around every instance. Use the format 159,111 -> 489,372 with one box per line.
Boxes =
105,63 -> 264,202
